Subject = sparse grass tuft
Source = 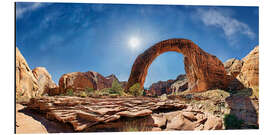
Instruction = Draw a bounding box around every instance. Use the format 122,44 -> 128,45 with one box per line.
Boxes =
66,89 -> 74,96
120,117 -> 152,132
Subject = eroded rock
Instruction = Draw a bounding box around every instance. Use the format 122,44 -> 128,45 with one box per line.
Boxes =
27,96 -> 187,131
32,67 -> 57,95
126,38 -> 229,92
27,95 -> 228,132
16,47 -> 39,102
224,58 -> 243,78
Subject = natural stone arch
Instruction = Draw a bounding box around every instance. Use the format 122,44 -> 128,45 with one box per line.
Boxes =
126,38 -> 229,92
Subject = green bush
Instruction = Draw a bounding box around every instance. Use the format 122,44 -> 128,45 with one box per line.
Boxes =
108,80 -> 126,96
129,83 -> 143,97
224,114 -> 244,129
85,87 -> 94,93
66,89 -> 74,96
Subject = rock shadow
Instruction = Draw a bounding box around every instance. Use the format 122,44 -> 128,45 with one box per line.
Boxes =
18,107 -> 74,133
224,85 -> 259,129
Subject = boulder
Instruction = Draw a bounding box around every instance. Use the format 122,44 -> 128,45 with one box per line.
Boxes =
32,67 -> 57,95
203,114 -> 223,130
16,47 -> 39,102
166,113 -> 196,130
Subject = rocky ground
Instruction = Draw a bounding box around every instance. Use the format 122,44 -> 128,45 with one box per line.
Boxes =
16,88 -> 258,133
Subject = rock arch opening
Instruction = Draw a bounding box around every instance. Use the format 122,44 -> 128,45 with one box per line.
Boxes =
126,38 -> 229,92
144,52 -> 186,95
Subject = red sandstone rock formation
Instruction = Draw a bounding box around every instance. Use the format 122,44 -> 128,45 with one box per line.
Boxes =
58,71 -> 119,94
148,74 -> 188,96
126,39 -> 229,92
237,46 -> 259,88
148,80 -> 174,96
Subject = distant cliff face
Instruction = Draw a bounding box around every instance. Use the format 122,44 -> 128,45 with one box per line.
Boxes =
16,47 -> 56,102
58,71 -> 123,94
148,74 -> 188,96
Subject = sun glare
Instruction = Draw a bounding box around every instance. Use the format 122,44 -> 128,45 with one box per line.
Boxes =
129,37 -> 140,49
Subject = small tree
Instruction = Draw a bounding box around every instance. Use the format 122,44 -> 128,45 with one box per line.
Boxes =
129,83 -> 143,97
110,80 -> 124,95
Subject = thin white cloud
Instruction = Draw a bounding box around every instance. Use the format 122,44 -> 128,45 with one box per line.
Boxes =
196,8 -> 255,44
16,3 -> 42,19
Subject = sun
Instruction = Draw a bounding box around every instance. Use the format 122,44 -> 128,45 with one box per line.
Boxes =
129,37 -> 140,49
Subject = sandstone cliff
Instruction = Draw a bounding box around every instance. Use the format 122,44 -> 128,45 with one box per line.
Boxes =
16,47 -> 39,102
237,46 -> 259,89
223,46 -> 259,96
16,47 -> 56,102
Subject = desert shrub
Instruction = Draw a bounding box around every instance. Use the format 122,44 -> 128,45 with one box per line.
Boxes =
79,91 -> 87,98
224,114 -> 243,129
107,80 -> 127,96
160,94 -> 167,101
129,83 -> 143,97
85,87 -> 94,93
66,89 -> 74,96
110,80 -> 123,94
143,90 -> 146,96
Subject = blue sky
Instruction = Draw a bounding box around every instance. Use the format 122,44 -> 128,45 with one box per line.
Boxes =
16,2 -> 258,87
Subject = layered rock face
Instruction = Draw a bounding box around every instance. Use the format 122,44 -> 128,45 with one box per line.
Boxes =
32,67 -> 57,95
170,74 -> 188,94
148,80 -> 174,96
16,47 -> 57,102
223,58 -> 245,90
224,58 -> 243,78
58,71 -> 118,94
237,46 -> 259,88
224,46 -> 259,91
148,74 -> 188,96
126,39 -> 229,92
27,96 -> 223,132
16,47 -> 39,101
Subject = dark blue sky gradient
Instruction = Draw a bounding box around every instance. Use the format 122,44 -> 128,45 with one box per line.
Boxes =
16,3 -> 258,87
